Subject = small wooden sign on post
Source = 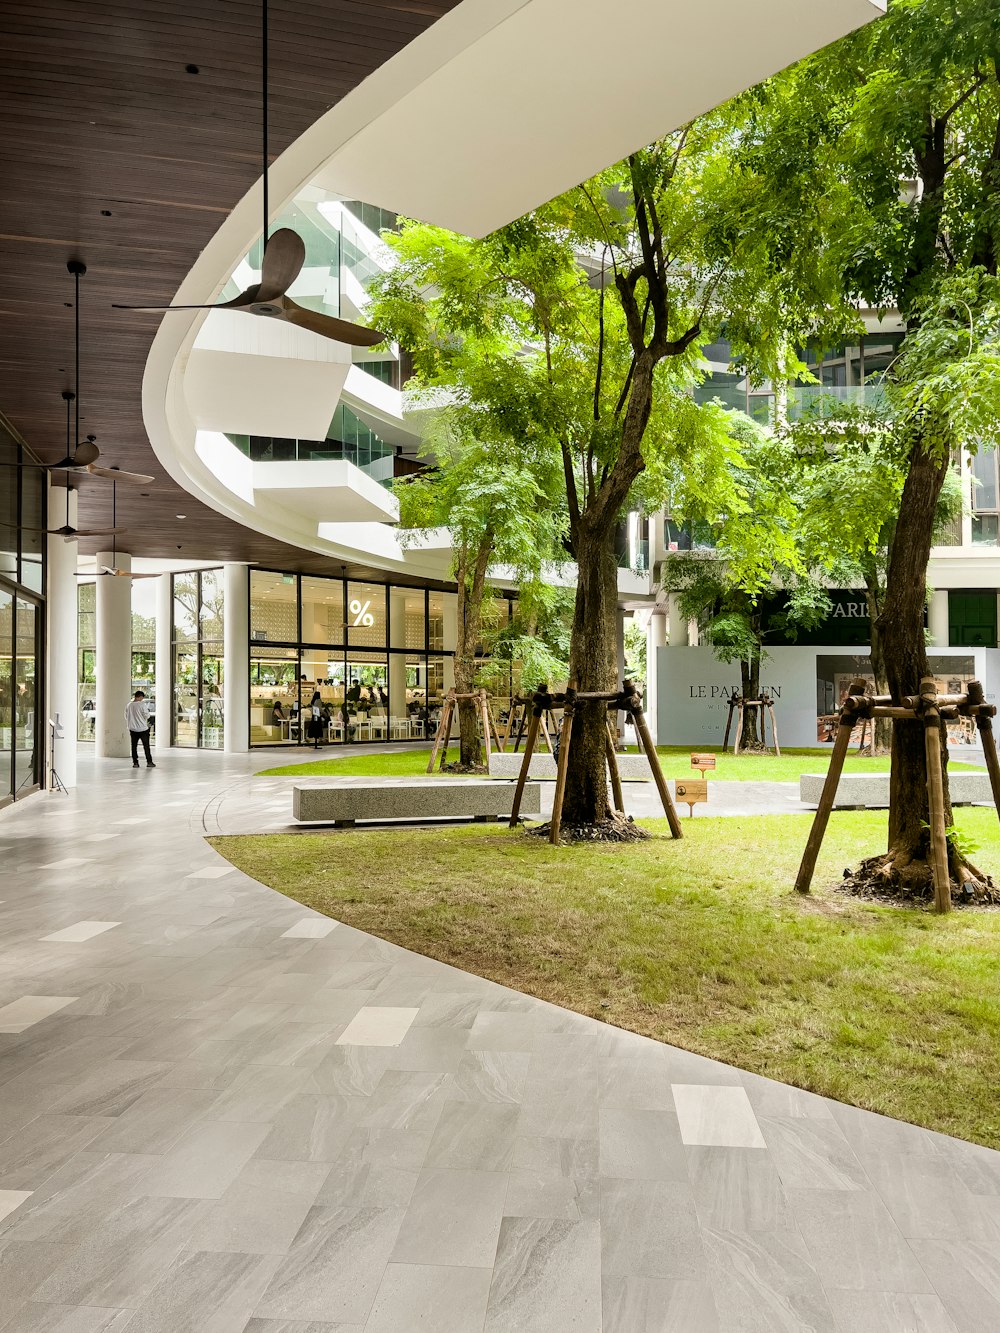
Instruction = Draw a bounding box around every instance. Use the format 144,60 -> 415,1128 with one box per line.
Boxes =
690,753 -> 716,772
675,778 -> 708,818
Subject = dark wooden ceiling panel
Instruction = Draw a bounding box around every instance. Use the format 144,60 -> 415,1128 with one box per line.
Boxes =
0,0 -> 457,574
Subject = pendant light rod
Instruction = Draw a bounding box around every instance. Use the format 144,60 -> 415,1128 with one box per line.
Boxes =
67,259 -> 86,458
262,0 -> 269,247
63,388 -> 73,526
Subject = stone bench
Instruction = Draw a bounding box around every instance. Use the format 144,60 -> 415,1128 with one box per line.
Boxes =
488,752 -> 653,781
800,771 -> 992,809
292,780 -> 541,826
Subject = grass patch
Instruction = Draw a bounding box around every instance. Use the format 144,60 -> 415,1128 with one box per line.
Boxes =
254,748 -> 462,779
255,742 -> 982,784
211,807 -> 1000,1148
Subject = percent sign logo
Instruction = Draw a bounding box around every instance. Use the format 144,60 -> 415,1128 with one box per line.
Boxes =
349,598 -> 375,628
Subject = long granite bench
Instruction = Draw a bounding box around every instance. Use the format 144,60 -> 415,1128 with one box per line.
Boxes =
800,771 -> 992,809
489,752 -> 653,781
292,780 -> 541,826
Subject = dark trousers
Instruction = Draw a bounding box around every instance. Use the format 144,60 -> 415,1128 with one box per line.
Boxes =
130,729 -> 153,765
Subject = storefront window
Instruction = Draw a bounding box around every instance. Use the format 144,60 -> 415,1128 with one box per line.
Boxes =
171,570 -> 224,748
78,581 -> 97,740
301,575 -> 344,644
0,423 -> 45,803
346,581 -> 386,650
250,647 -> 300,744
251,570 -> 297,643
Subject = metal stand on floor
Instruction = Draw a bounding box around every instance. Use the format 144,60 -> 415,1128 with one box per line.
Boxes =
48,716 -> 69,796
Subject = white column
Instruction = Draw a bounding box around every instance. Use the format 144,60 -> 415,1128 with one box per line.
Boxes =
96,551 -> 131,758
687,617 -> 700,649
442,596 -> 458,692
666,593 -> 687,648
645,611 -> 667,744
46,483 -> 78,788
224,562 -> 249,752
388,590 -> 407,718
154,574 -> 172,751
928,589 -> 950,648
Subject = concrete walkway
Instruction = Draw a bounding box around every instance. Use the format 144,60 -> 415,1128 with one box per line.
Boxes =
1,747 -> 999,1330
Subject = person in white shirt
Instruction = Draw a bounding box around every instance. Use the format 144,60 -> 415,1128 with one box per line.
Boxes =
125,690 -> 156,768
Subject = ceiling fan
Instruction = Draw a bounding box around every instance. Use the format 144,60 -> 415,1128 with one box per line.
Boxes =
74,476 -> 168,579
113,0 -> 385,350
21,391 -> 128,543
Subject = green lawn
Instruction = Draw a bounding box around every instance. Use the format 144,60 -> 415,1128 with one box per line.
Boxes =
211,807 -> 1000,1148
256,742 -> 982,783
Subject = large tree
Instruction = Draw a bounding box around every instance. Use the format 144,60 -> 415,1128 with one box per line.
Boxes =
748,0 -> 1000,894
395,405 -> 563,769
373,114 -> 844,834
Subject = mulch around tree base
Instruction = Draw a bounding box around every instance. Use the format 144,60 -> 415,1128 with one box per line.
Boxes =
839,853 -> 1000,907
527,816 -> 649,844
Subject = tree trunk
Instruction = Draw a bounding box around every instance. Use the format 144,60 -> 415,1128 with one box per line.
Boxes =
739,641 -> 762,748
453,538 -> 492,771
870,440 -> 961,895
561,524 -> 620,827
863,570 -> 892,754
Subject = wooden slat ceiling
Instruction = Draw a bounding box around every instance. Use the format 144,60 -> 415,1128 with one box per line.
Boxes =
0,0 -> 457,582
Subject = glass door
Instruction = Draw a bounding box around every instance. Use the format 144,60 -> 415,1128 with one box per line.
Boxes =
0,587 -> 11,803
13,597 -> 38,796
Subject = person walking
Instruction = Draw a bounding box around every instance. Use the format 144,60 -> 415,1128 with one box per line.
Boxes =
306,689 -> 324,749
125,690 -> 156,768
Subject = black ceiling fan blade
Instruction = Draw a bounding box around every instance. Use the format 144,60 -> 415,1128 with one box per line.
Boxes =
111,302 -> 223,312
256,228 -> 306,300
280,298 -> 386,348
64,526 -> 127,541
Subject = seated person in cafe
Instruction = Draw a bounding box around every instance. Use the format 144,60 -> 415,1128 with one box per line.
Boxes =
271,700 -> 286,725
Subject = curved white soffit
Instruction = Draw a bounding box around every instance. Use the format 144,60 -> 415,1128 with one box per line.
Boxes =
142,0 -> 885,575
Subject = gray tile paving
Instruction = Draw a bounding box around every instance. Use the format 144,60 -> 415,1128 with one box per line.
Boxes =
0,746 -> 999,1329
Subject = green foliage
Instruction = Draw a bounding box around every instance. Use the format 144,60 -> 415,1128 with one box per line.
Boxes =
623,619 -> 647,684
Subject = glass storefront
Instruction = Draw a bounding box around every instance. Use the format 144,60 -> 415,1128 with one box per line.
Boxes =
249,568 -> 472,747
0,418 -> 45,805
172,569 -> 224,749
78,580 -> 97,740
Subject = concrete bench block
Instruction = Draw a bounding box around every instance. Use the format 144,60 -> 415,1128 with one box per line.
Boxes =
292,780 -> 541,825
800,771 -> 991,809
488,752 -> 653,781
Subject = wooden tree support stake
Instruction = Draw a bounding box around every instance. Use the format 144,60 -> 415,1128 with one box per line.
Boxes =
794,679 -> 868,894
920,676 -> 952,915
625,680 -> 682,839
509,688 -> 545,828
427,690 -> 455,773
605,718 -> 625,815
549,684 -> 576,845
967,681 -> 1000,831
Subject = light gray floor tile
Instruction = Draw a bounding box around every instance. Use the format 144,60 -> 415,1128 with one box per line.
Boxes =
673,1084 -> 767,1148
703,1227 -> 837,1332
255,1092 -> 365,1163
0,1305 -> 133,1332
186,865 -> 236,879
484,1216 -> 602,1333
465,1011 -> 539,1052
667,1048 -> 743,1086
50,1061 -> 170,1119
424,1102 -> 520,1170
503,1167 -> 596,1220
33,1196 -> 200,1306
0,1189 -> 32,1223
516,1086 -> 598,1140
740,1071 -> 837,1120
601,1178 -> 707,1279
907,1239 -> 1000,1329
280,919 -> 338,939
0,1115 -> 107,1190
598,1056 -> 676,1109
603,1275 -> 720,1333
366,1262 -> 492,1332
191,1158 -> 330,1255
385,1028 -> 469,1073
859,1147 -> 995,1239
252,1205 -> 405,1325
87,1088 -> 219,1155
825,1287 -> 960,1333
687,1147 -> 794,1233
599,1107 -> 688,1181
0,996 -> 77,1033
315,1128 -> 420,1210
335,1006 -> 418,1048
140,1120 -> 271,1198
390,1167 -> 506,1268
115,1249 -> 280,1332
760,1115 -> 870,1191
40,922 -> 121,943
446,1051 -> 530,1104
358,1071 -> 449,1134
789,1188 -> 935,1293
